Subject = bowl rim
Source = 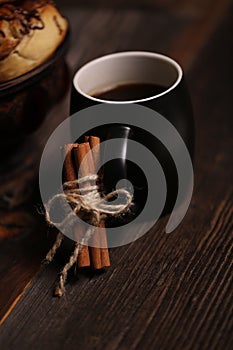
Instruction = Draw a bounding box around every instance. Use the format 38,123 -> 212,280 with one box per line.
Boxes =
0,29 -> 70,93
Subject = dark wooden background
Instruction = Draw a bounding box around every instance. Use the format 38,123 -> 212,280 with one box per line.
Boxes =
0,0 -> 232,349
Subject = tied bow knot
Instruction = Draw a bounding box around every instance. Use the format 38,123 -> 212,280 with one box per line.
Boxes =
45,174 -> 133,232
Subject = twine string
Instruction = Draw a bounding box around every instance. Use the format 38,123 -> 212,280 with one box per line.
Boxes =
44,174 -> 133,296
45,175 -> 132,229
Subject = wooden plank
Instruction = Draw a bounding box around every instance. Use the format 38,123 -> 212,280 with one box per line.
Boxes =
63,7 -> 190,72
0,208 -> 49,324
0,195 -> 232,349
169,0 -> 232,70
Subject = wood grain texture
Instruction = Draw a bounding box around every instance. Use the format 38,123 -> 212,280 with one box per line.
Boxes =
64,7 -> 189,73
169,0 -> 233,70
0,84 -> 70,321
0,2 -> 233,350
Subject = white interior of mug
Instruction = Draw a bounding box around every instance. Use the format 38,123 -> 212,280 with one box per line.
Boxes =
73,51 -> 183,104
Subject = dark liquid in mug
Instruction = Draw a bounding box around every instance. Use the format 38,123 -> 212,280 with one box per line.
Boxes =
93,82 -> 167,101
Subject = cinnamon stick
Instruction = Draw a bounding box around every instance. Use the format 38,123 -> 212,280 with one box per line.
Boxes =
62,144 -> 77,182
98,220 -> 111,267
84,135 -> 100,170
73,142 -> 102,269
62,144 -> 90,268
87,136 -> 110,268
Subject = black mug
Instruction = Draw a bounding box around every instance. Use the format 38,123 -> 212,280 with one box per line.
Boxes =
70,51 -> 194,223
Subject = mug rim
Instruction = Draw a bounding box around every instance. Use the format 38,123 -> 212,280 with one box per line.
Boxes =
73,51 -> 183,104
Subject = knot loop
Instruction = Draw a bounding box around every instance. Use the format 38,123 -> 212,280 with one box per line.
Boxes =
45,174 -> 133,233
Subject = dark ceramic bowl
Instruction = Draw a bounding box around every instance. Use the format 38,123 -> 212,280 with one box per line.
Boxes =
0,30 -> 70,158
0,30 -> 70,209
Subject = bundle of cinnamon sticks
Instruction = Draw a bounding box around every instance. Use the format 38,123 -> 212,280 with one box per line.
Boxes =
62,136 -> 110,269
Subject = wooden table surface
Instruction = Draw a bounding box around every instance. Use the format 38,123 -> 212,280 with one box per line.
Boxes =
0,1 -> 232,349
